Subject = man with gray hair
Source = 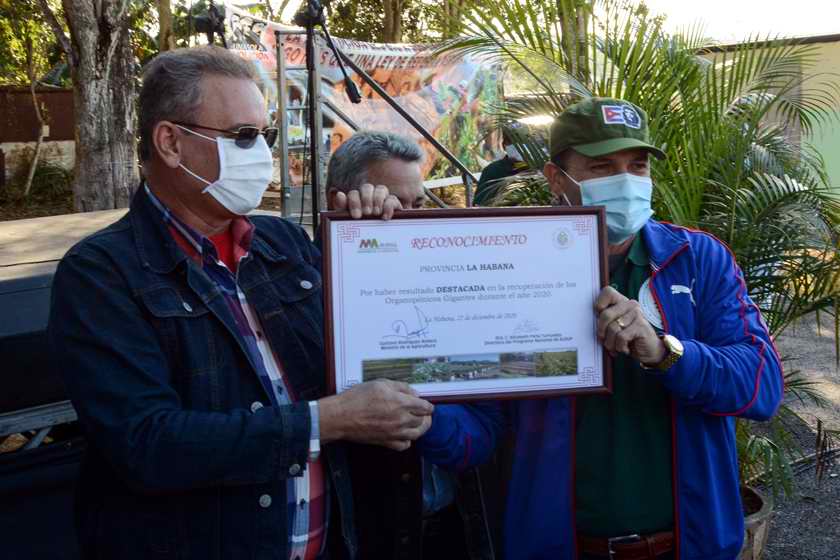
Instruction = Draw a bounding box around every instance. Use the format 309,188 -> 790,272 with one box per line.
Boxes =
326,130 -> 428,211
327,130 -> 490,560
48,46 -> 434,560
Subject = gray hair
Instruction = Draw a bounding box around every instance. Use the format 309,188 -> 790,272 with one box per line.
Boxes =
326,130 -> 424,192
138,46 -> 258,161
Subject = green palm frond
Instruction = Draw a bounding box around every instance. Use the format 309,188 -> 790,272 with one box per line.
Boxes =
434,34 -> 589,102
443,0 -> 840,498
486,94 -> 570,125
783,368 -> 833,409
500,122 -> 550,172
488,173 -> 553,207
738,415 -> 796,497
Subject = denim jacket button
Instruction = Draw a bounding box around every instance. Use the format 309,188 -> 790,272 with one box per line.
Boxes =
250,401 -> 264,413
258,494 -> 272,508
182,301 -> 192,313
289,463 -> 301,476
299,280 -> 313,290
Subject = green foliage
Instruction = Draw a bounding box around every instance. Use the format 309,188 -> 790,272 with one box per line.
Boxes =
0,1 -> 174,87
105,1 -> 239,68
0,0 -> 64,86
488,173 -> 554,206
327,0 -> 445,43
130,2 -> 164,64
0,148 -> 72,204
324,1 -> 512,44
441,0 -> 840,497
535,351 -> 577,376
20,159 -> 73,201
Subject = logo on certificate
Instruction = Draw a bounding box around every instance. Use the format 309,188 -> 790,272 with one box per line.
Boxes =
552,228 -> 573,250
358,238 -> 399,254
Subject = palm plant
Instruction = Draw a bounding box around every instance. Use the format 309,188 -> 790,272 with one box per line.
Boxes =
442,0 -> 840,497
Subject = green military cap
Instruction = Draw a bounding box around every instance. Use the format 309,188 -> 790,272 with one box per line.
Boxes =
549,97 -> 666,160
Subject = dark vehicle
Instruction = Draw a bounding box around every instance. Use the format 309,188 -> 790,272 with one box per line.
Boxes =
0,210 -> 126,560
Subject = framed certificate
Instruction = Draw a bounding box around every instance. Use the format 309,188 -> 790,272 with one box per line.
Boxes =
321,207 -> 610,402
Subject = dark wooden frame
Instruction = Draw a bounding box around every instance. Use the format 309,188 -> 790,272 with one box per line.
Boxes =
321,206 -> 611,402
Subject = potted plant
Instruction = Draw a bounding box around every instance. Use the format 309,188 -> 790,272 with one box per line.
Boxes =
441,0 -> 840,556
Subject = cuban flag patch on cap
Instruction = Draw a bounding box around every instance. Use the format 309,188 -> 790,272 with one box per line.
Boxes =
602,105 -> 625,124
602,104 -> 642,129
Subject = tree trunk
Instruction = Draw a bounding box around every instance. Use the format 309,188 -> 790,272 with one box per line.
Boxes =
442,0 -> 467,39
382,0 -> 402,43
23,120 -> 46,198
572,7 -> 589,82
261,0 -> 274,19
38,0 -> 138,211
69,14 -> 137,210
559,0 -> 590,83
23,33 -> 46,198
158,0 -> 175,51
393,0 -> 402,42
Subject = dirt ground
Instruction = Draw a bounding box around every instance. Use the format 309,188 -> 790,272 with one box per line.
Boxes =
764,313 -> 840,559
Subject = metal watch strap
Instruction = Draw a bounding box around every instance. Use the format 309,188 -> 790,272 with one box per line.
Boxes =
643,335 -> 682,371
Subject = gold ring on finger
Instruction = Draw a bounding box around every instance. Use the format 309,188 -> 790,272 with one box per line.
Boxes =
616,318 -> 626,329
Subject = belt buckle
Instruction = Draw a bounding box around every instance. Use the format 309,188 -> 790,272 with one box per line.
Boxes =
607,534 -> 641,559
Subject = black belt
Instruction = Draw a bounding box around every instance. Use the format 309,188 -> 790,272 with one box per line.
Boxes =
578,531 -> 674,559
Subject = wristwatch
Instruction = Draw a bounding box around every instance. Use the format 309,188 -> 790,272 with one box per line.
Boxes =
643,334 -> 684,371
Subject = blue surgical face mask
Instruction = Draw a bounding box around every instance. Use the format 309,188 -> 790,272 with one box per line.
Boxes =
560,170 -> 653,244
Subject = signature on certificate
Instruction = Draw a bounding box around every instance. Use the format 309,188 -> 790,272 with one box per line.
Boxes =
513,319 -> 540,334
383,305 -> 431,340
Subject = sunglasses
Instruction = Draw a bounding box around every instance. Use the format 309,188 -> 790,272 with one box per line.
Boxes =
173,121 -> 279,149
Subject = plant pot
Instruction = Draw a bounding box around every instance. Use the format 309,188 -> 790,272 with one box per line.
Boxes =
739,485 -> 774,560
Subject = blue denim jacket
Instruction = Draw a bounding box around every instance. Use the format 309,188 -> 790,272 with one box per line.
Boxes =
48,187 -> 356,560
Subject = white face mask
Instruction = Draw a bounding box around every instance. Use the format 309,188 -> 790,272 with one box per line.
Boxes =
177,125 -> 274,215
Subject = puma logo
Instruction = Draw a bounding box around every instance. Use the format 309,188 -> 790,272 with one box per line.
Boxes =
671,279 -> 696,306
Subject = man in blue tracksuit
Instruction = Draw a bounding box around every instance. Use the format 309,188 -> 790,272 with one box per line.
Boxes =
420,97 -> 783,560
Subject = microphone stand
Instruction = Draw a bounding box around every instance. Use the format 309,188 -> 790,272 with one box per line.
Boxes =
293,0 -> 360,231
290,0 -> 477,217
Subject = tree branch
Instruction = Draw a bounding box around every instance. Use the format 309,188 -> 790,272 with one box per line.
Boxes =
158,0 -> 175,51
36,0 -> 74,65
106,0 -> 133,31
262,0 -> 274,19
277,0 -> 292,20
24,31 -> 46,198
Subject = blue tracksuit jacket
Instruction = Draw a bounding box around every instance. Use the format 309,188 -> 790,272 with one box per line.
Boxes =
420,219 -> 783,560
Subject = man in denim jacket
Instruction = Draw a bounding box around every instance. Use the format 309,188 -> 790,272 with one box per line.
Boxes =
48,46 -> 433,560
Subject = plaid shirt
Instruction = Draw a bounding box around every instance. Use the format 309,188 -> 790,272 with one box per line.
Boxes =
146,186 -> 326,560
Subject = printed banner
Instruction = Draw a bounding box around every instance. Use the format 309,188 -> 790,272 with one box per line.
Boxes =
224,3 -> 501,182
